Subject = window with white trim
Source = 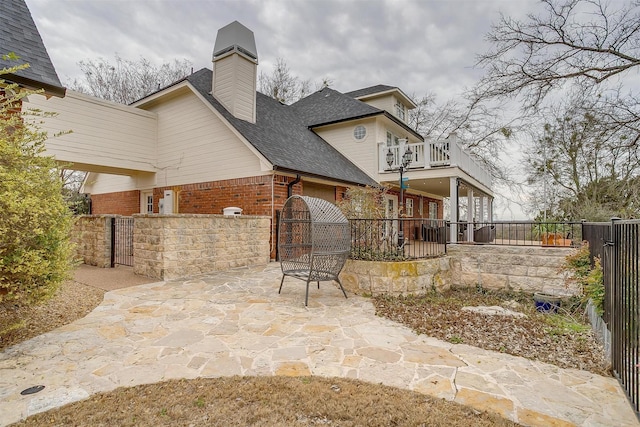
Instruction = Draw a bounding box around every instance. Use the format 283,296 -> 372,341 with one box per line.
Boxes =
395,100 -> 406,121
406,198 -> 414,217
386,131 -> 400,146
429,201 -> 438,219
146,195 -> 153,213
353,125 -> 367,140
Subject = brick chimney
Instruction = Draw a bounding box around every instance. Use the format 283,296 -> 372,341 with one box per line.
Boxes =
212,21 -> 258,123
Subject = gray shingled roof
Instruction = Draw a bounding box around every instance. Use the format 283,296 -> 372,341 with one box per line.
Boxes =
187,69 -> 378,187
292,86 -> 423,141
290,87 -> 383,127
0,0 -> 65,97
344,84 -> 397,99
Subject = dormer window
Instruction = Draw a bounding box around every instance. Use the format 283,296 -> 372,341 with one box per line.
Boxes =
395,100 -> 406,121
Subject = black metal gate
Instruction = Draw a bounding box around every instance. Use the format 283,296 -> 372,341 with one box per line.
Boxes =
111,217 -> 134,267
606,219 -> 640,416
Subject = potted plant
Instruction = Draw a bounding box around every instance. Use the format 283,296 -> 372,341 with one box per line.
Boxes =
533,292 -> 562,313
533,222 -> 572,246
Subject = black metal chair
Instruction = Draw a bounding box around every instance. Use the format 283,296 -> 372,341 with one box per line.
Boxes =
278,196 -> 350,306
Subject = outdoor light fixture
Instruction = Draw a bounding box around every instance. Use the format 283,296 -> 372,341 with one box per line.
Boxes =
386,146 -> 413,246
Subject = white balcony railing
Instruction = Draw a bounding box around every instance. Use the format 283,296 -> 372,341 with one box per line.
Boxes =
379,137 -> 492,189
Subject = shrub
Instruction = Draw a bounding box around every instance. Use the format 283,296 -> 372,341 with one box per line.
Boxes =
563,242 -> 605,315
584,257 -> 605,316
0,58 -> 74,305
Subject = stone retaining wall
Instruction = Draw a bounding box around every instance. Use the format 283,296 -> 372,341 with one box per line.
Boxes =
72,215 -> 114,267
339,245 -> 579,297
448,244 -> 578,295
133,214 -> 271,280
339,257 -> 452,296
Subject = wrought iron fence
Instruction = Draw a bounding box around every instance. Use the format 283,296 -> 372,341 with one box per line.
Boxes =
111,217 -> 134,267
348,218 -> 447,260
582,222 -> 610,266
448,221 -> 583,247
608,219 -> 640,416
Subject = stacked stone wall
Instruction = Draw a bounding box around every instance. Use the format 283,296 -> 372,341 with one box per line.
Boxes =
448,244 -> 578,295
133,214 -> 271,280
72,215 -> 114,267
340,257 -> 452,296
340,245 -> 578,297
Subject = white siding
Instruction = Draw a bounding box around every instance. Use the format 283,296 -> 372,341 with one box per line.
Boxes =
213,53 -> 256,123
150,88 -> 265,187
314,118 -> 379,179
23,91 -> 157,174
83,173 -> 138,194
360,95 -> 395,116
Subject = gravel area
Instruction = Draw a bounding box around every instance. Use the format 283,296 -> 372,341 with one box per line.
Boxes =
373,288 -> 611,376
0,280 -> 105,351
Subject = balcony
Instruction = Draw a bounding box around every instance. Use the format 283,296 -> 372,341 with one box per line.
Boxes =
378,136 -> 492,190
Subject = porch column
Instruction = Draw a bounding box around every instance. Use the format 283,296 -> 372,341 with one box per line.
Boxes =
488,197 -> 493,222
466,188 -> 474,242
449,177 -> 458,243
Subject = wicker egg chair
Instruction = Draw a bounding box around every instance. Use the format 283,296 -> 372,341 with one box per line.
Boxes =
278,195 -> 350,306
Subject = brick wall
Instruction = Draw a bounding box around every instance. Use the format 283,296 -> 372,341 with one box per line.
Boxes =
153,174 -> 301,259
91,190 -> 140,216
388,191 -> 443,219
72,215 -> 114,267
134,214 -> 271,280
153,175 -> 301,216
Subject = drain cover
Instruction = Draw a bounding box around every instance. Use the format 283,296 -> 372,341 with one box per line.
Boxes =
20,385 -> 45,395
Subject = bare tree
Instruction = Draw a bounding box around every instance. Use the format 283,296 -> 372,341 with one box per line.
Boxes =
471,0 -> 640,218
258,58 -> 330,104
408,92 -> 517,184
68,54 -> 193,105
475,0 -> 640,107
524,90 -> 640,219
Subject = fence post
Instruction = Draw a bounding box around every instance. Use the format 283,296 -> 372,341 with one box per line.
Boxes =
110,217 -> 116,268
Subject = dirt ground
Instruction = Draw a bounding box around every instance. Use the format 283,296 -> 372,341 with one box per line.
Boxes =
373,289 -> 610,375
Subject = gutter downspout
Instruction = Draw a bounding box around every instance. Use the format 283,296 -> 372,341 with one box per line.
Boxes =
287,174 -> 301,198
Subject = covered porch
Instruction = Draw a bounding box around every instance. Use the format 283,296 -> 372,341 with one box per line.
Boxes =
377,134 -> 494,243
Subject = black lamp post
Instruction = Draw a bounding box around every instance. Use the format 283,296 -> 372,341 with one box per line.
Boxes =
386,146 -> 413,246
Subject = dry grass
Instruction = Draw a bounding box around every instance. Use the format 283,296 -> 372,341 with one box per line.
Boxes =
10,376 -> 520,427
373,288 -> 610,375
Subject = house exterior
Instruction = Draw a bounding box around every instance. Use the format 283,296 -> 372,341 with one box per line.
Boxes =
22,20 -> 494,256
0,0 -> 65,98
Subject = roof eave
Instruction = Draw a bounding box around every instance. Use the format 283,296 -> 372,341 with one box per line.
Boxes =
383,111 -> 424,141
273,165 -> 379,188
6,74 -> 66,98
307,111 -> 384,128
352,87 -> 417,109
308,110 -> 423,142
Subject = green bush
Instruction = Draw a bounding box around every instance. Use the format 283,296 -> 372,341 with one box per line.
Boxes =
584,257 -> 605,316
0,59 -> 74,305
563,242 -> 605,315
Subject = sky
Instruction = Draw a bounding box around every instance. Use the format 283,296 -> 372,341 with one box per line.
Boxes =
25,0 -> 542,218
